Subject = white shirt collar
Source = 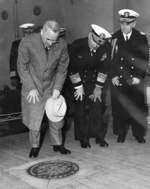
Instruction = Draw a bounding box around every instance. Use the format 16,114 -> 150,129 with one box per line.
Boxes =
123,31 -> 132,40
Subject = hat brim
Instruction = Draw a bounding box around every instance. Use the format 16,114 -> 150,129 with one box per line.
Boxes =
19,23 -> 35,29
45,95 -> 67,122
91,24 -> 111,39
118,9 -> 140,18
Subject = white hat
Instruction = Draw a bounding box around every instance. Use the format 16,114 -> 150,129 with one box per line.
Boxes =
45,95 -> 67,122
118,9 -> 139,22
19,23 -> 35,29
91,24 -> 111,39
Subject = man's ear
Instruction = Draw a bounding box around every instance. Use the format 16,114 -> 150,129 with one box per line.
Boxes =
132,21 -> 136,28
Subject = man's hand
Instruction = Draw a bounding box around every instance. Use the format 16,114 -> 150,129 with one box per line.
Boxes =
112,76 -> 120,86
92,86 -> 102,102
52,89 -> 60,99
132,77 -> 140,85
27,89 -> 39,104
74,86 -> 84,101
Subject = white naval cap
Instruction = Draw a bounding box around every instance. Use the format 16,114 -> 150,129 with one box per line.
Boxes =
19,23 -> 35,29
91,24 -> 111,39
118,9 -> 140,22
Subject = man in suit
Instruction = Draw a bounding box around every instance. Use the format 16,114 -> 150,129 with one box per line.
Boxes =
69,24 -> 111,148
110,9 -> 149,143
17,20 -> 71,158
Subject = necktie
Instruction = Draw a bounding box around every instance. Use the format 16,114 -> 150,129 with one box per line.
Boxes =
45,47 -> 49,56
126,35 -> 128,41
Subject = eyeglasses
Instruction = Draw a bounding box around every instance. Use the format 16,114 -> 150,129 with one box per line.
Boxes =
46,38 -> 58,44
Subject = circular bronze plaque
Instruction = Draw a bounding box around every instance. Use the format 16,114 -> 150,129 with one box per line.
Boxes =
27,160 -> 79,179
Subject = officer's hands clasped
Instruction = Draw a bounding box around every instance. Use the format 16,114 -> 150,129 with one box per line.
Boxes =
132,77 -> 140,85
112,76 -> 140,86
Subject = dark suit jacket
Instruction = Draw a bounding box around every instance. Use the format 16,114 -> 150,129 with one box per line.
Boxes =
10,39 -> 21,79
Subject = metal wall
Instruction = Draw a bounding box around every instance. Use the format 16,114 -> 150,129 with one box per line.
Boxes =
128,0 -> 150,37
60,0 -> 115,42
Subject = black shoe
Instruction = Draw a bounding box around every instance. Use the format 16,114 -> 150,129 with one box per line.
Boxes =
53,145 -> 71,154
29,147 -> 39,158
117,134 -> 126,143
80,140 -> 91,148
135,136 -> 146,143
95,138 -> 109,147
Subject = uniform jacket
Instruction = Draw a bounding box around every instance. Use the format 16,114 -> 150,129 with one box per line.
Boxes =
10,39 -> 21,79
17,33 -> 69,130
110,28 -> 148,119
69,37 -> 111,96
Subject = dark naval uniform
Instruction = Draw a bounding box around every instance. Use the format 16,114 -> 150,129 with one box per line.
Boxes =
69,37 -> 111,144
110,28 -> 148,141
8,39 -> 22,127
9,39 -> 21,89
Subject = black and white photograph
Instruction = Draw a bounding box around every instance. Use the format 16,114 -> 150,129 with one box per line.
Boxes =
0,0 -> 150,188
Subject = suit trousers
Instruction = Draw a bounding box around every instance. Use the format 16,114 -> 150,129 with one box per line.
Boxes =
113,115 -> 146,138
29,119 -> 64,147
74,96 -> 107,141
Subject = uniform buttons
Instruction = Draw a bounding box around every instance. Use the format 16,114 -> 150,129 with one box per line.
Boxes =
84,75 -> 86,78
131,58 -> 135,61
83,80 -> 85,83
131,66 -> 134,69
119,83 -> 123,86
120,66 -> 123,70
119,75 -> 123,78
120,57 -> 124,61
130,75 -> 133,78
